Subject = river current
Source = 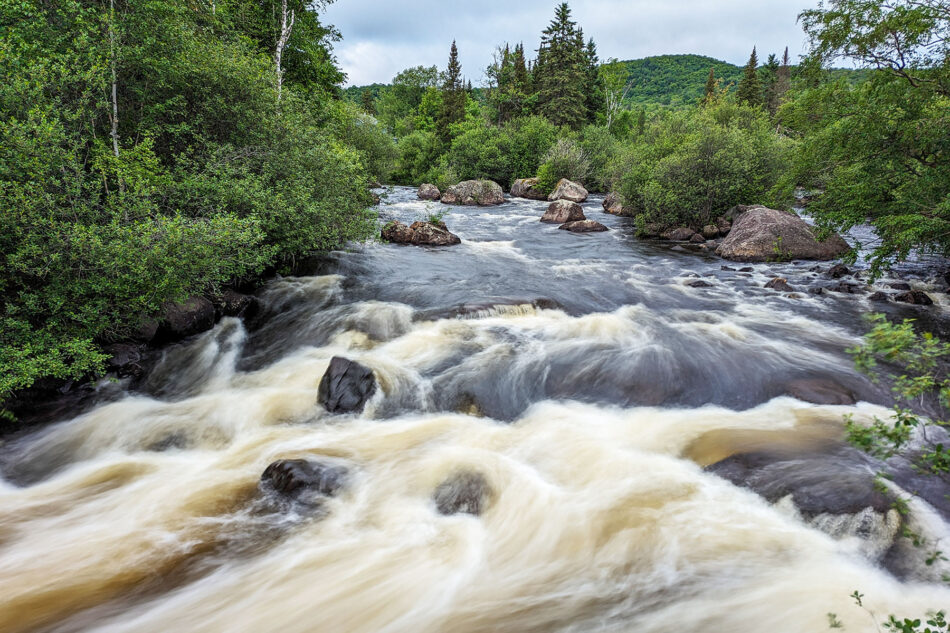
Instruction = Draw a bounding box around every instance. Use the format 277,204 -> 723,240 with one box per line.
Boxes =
1,187 -> 949,632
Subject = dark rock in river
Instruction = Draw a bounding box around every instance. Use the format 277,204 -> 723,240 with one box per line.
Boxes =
785,378 -> 856,405
382,220 -> 461,246
828,264 -> 850,279
559,220 -> 608,233
889,282 -> 911,291
218,289 -> 259,319
716,206 -> 850,262
417,183 -> 441,201
104,343 -> 145,378
689,233 -> 706,244
828,282 -> 864,294
261,458 -> 348,505
510,177 -> 549,201
541,200 -> 586,224
547,178 -> 588,203
702,225 -> 719,239
433,470 -> 492,516
442,179 -> 505,206
895,290 -> 934,306
318,357 -> 377,414
664,227 -> 697,242
869,291 -> 890,302
685,279 -> 713,288
765,278 -> 795,292
156,297 -> 216,342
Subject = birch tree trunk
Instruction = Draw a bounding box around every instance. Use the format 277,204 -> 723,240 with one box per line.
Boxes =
108,0 -> 120,159
274,0 -> 295,102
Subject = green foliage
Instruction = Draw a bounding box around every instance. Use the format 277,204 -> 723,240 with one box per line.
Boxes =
736,47 -> 763,107
0,0 -> 386,407
534,3 -> 591,128
845,314 -> 950,481
612,101 -> 793,228
535,138 -> 591,192
791,0 -> 950,273
437,41 -> 467,143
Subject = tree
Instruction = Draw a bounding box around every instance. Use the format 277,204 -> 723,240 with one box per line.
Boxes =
736,47 -> 763,107
360,88 -> 376,115
701,67 -> 718,105
761,52 -> 781,115
534,2 -> 588,128
583,36 -> 606,123
600,58 -> 631,129
790,0 -> 950,272
775,47 -> 792,106
437,40 -> 466,143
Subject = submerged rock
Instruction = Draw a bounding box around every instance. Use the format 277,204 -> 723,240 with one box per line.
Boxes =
261,458 -> 348,505
218,289 -> 259,319
684,279 -> 713,288
541,200 -> 586,224
765,278 -> 795,292
547,178 -> 588,203
828,264 -> 851,279
716,206 -> 850,262
441,179 -> 505,206
433,470 -> 492,516
895,290 -> 934,306
104,343 -> 145,378
381,220 -> 461,246
318,357 -> 377,414
869,291 -> 890,302
417,183 -> 441,201
784,378 -> 856,405
510,177 -> 549,201
559,220 -> 608,233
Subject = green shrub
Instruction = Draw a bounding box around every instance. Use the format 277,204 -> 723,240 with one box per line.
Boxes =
535,138 -> 591,192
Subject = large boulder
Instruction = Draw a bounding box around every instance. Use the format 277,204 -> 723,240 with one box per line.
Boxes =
784,378 -> 856,405
433,470 -> 492,516
603,192 -> 625,215
156,297 -> 216,342
318,357 -> 377,414
417,183 -> 441,201
895,290 -> 934,305
381,220 -> 461,246
559,220 -> 608,233
541,200 -> 586,224
441,180 -> 505,206
218,289 -> 259,319
547,178 -> 588,203
510,178 -> 549,201
716,206 -> 850,262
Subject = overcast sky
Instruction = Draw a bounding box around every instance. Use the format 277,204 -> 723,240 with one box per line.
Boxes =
324,0 -> 822,87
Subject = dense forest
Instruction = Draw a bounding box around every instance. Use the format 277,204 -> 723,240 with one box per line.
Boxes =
1,0 -> 948,414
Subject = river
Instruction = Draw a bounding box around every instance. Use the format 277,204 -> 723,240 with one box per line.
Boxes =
1,187 -> 948,632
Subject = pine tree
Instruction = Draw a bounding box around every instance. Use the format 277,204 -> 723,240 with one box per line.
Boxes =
701,67 -> 717,105
775,47 -> 792,108
736,47 -> 763,108
761,52 -> 780,115
534,2 -> 587,128
583,36 -> 605,123
437,40 -> 466,143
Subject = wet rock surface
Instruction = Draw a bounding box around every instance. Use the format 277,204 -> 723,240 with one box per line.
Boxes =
318,357 -> 377,414
717,206 -> 850,262
547,178 -> 588,203
541,200 -> 586,224
261,458 -> 348,506
559,220 -> 608,233
441,180 -> 505,206
510,177 -> 549,200
433,470 -> 492,516
784,378 -> 856,405
381,220 -> 461,246
417,183 -> 441,201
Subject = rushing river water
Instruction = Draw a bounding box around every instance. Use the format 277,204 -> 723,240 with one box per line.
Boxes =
2,187 -> 950,633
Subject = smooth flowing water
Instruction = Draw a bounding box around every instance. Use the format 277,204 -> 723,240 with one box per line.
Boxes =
2,187 -> 949,633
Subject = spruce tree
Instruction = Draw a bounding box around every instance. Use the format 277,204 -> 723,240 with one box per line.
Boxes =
437,40 -> 466,143
534,2 -> 587,128
583,36 -> 605,123
761,53 -> 780,115
701,67 -> 717,105
775,47 -> 791,108
736,47 -> 763,108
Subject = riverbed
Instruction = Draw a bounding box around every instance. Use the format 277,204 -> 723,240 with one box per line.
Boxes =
1,187 -> 948,632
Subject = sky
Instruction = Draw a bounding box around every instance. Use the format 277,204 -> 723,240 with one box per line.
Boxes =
323,0 -> 822,87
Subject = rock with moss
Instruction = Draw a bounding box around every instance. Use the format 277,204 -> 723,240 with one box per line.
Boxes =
716,205 -> 850,262
541,200 -> 586,224
602,192 -> 626,215
381,220 -> 461,246
441,180 -> 505,206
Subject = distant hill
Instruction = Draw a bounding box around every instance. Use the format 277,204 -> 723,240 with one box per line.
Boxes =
344,54 -> 872,110
619,54 -> 744,107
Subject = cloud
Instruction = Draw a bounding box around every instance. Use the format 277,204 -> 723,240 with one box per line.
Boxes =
324,0 -> 820,86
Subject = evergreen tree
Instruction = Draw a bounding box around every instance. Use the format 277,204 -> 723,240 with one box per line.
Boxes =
761,53 -> 781,115
775,47 -> 792,107
584,37 -> 605,123
736,47 -> 763,107
437,40 -> 466,143
701,67 -> 717,105
534,3 -> 587,128
360,89 -> 376,115
636,108 -> 646,136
